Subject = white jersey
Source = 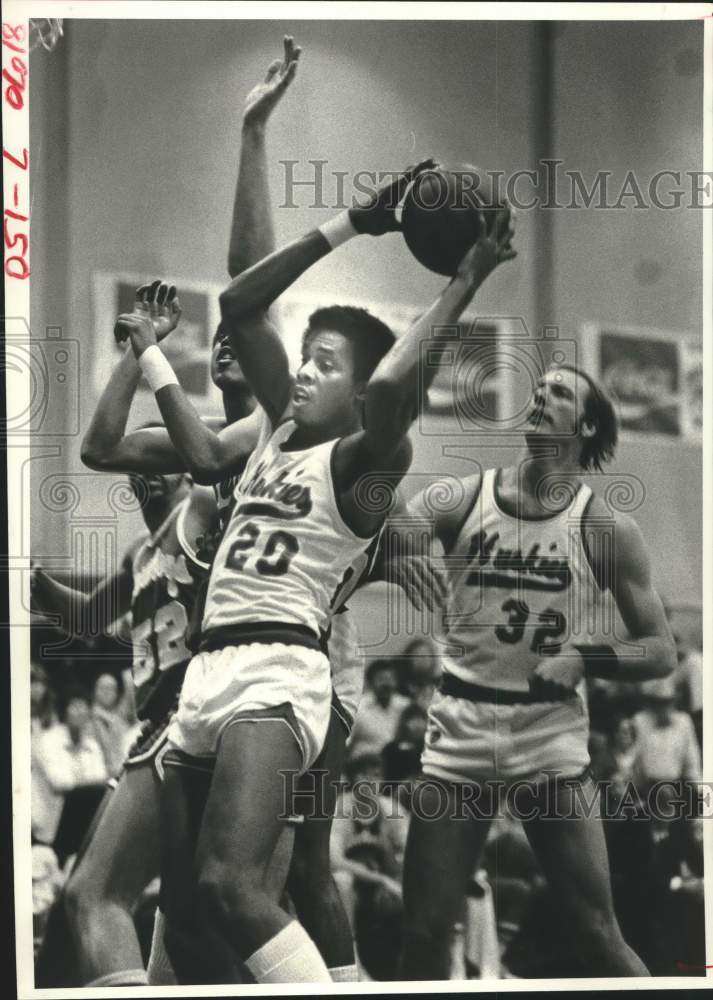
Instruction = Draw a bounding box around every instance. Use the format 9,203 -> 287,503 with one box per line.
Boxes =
202,417 -> 378,639
443,468 -> 603,692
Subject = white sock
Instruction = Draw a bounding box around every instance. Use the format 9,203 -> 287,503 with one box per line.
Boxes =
329,963 -> 359,982
245,920 -> 332,984
147,908 -> 177,985
86,969 -> 148,986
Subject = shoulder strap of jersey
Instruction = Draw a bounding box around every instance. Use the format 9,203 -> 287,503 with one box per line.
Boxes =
175,495 -> 211,573
481,467 -> 497,509
568,482 -> 593,521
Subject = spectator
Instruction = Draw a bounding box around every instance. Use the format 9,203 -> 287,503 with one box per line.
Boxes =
91,672 -> 130,777
381,702 -> 427,785
347,660 -> 410,760
331,752 -> 410,980
633,685 -> 701,792
596,715 -> 640,803
400,637 -> 441,710
32,687 -> 108,850
31,662 -> 56,735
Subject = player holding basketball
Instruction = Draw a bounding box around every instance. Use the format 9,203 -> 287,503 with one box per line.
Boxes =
397,364 -> 676,979
37,43 -> 302,988
81,40 -> 367,984
116,149 -> 515,978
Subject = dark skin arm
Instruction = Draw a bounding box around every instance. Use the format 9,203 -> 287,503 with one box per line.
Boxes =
80,283 -> 188,474
227,36 -> 301,277
31,549 -> 135,637
218,161 -> 438,425
113,282 -> 265,483
333,210 -> 515,538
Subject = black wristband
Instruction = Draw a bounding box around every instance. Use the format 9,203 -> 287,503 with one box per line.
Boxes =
573,644 -> 619,679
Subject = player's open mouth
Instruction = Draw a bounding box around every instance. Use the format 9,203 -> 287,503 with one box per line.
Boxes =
528,407 -> 551,426
293,386 -> 310,403
217,348 -> 236,368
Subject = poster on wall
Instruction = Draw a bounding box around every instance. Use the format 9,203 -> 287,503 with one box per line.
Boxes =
92,272 -> 224,413
582,323 -> 701,444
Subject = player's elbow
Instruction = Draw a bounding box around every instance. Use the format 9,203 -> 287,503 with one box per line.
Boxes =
80,438 -> 112,471
186,460 -> 224,487
185,448 -> 230,486
219,277 -> 260,323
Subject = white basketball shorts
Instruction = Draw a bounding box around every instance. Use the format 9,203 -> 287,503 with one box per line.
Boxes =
167,642 -> 332,772
421,685 -> 590,787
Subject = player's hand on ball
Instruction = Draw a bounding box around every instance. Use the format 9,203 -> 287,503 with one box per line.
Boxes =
456,200 -> 517,286
349,158 -> 437,236
529,649 -> 585,699
243,35 -> 301,128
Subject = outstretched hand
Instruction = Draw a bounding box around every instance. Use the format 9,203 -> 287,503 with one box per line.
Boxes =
455,201 -> 517,286
114,280 -> 181,359
243,35 -> 301,128
349,158 -> 438,237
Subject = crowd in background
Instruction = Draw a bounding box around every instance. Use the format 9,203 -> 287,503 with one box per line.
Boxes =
30,607 -> 703,979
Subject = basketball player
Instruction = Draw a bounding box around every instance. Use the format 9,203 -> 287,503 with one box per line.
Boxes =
116,137 -> 516,980
30,462 -> 203,988
397,364 -> 676,979
46,43 -> 303,988
79,40 -> 366,983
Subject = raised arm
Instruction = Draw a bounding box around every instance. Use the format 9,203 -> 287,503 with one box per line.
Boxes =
361,208 -> 516,462
227,36 -> 301,278
114,282 -> 264,483
332,209 -> 515,537
80,282 -> 189,474
219,160 -> 437,423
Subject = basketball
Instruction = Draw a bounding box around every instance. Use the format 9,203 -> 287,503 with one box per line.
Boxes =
401,163 -> 496,276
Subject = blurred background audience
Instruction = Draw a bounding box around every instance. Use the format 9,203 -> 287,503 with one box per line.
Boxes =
30,610 -> 704,979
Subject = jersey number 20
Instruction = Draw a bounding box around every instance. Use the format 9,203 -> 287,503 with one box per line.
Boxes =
225,521 -> 299,577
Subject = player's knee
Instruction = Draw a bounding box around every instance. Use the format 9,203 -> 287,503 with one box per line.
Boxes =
63,867 -> 98,924
196,864 -> 257,931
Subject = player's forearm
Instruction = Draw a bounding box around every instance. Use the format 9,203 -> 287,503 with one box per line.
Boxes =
81,350 -> 142,469
220,228 -> 333,320
31,570 -> 90,634
33,569 -> 127,636
227,125 -> 276,278
364,274 -> 478,449
152,384 -> 229,484
574,633 -> 676,682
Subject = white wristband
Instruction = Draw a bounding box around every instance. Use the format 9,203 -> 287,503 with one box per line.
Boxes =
317,210 -> 359,249
138,345 -> 179,394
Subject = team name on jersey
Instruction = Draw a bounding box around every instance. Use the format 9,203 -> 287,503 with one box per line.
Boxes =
466,529 -> 571,592
237,461 -> 312,519
133,547 -> 194,599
